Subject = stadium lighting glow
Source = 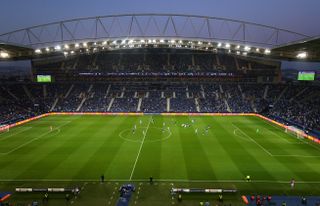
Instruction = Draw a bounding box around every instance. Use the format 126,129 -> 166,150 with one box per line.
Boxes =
64,44 -> 69,49
217,43 -> 222,47
264,49 -> 271,54
170,40 -> 175,43
54,45 -> 61,51
225,43 -> 230,48
75,43 -> 79,48
256,48 -> 260,52
83,42 -> 88,47
140,40 -> 145,43
297,52 -> 307,59
0,51 -> 9,58
236,51 -> 240,55
152,39 -> 156,43
70,51 -> 74,54
243,52 -> 248,56
198,41 -> 203,45
179,40 -> 183,44
236,45 -> 241,49
128,39 -> 133,44
63,51 -> 68,55
244,46 -> 251,51
102,41 -> 107,45
45,47 -> 50,52
160,39 -> 164,43
35,49 -> 42,54
121,40 -> 126,44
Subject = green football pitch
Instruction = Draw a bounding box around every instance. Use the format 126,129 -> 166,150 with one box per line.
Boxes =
0,114 -> 319,204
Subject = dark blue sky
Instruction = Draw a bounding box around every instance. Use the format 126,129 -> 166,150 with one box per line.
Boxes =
1,0 -> 320,36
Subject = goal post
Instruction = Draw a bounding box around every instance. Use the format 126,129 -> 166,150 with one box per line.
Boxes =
285,125 -> 305,139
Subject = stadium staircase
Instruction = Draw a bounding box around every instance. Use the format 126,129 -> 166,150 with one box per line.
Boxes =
137,98 -> 142,112
274,86 -> 288,105
64,84 -> 74,98
43,85 -> 47,98
76,85 -> 93,111
161,92 -> 164,98
224,99 -> 231,112
105,85 -> 111,98
173,92 -> 176,98
263,85 -> 269,99
195,98 -> 200,112
6,88 -> 18,101
50,98 -> 59,111
107,98 -> 115,111
290,87 -> 308,102
167,98 -> 170,112
22,85 -> 33,101
200,85 -> 205,98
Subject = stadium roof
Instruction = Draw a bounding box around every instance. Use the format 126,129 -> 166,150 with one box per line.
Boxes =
272,36 -> 320,61
0,13 -> 318,61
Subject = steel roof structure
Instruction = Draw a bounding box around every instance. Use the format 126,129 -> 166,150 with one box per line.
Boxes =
0,13 -> 310,49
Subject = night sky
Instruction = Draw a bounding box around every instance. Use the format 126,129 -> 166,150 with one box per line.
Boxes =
0,0 -> 320,36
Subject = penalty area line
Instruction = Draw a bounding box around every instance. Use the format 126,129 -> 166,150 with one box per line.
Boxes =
0,121 -> 71,155
232,123 -> 273,156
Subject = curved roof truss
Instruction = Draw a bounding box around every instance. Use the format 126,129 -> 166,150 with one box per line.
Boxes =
0,13 -> 310,50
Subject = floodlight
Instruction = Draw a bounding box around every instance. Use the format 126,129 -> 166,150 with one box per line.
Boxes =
45,47 -> 50,52
0,51 -> 9,58
54,45 -> 61,51
63,51 -> 68,55
236,45 -> 241,49
236,51 -> 240,55
256,48 -> 260,52
70,51 -> 74,54
244,46 -> 251,51
160,39 -> 164,43
102,41 -> 107,45
264,49 -> 271,54
64,44 -> 69,49
75,43 -> 79,48
35,49 -> 42,54
83,42 -> 88,47
297,52 -> 307,59
170,40 -> 175,43
217,43 -> 222,47
225,43 -> 230,48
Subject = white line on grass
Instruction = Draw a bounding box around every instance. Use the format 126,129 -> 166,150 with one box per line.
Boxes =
0,121 -> 71,155
129,117 -> 152,180
272,154 -> 320,158
0,127 -> 33,140
232,123 -> 273,156
1,178 -> 320,184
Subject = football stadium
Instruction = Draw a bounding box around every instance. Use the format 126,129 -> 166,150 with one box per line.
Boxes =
0,1 -> 320,205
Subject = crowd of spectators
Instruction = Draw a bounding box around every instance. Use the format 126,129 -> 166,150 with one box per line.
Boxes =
1,83 -> 319,135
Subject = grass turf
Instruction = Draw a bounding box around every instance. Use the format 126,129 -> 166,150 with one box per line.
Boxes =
0,114 -> 319,205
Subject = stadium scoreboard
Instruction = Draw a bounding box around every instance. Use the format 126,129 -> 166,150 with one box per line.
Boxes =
297,71 -> 315,81
36,75 -> 52,83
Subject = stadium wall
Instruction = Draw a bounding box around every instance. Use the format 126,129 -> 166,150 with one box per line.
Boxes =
0,112 -> 319,144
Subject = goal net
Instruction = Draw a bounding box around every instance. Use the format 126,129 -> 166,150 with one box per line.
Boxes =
0,124 -> 10,133
285,125 -> 305,139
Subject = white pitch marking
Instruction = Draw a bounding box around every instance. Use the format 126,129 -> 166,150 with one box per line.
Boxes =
232,123 -> 273,156
0,121 -> 71,155
0,127 -> 33,140
129,117 -> 152,180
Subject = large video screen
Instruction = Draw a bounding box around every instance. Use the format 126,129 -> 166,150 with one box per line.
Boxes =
281,61 -> 320,81
297,71 -> 315,81
36,75 -> 52,82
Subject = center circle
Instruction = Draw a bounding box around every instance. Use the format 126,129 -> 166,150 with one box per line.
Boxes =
119,127 -> 171,143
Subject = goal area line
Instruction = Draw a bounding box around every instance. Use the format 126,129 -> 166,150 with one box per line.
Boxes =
1,112 -> 319,145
